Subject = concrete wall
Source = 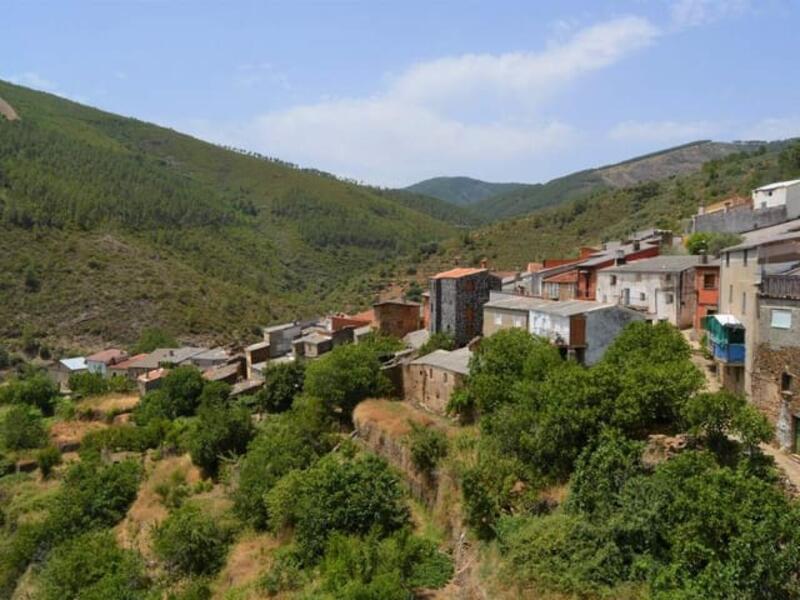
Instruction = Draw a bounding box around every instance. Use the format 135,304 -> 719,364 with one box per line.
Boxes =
529,310 -> 570,344
86,360 -> 107,377
584,307 -> 646,365
482,307 -> 528,337
402,363 -> 464,415
692,204 -> 787,234
596,271 -> 687,325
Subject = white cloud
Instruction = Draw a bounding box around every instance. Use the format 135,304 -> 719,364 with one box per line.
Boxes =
192,16 -> 658,186
608,119 -> 718,143
671,0 -> 751,28
234,62 -> 291,91
738,116 -> 800,141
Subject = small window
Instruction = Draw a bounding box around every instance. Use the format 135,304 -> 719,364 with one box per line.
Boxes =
761,201 -> 767,209
772,309 -> 792,329
639,292 -> 646,301
665,273 -> 672,282
665,293 -> 674,304
513,316 -> 524,328
493,313 -> 502,326
703,273 -> 717,289
610,275 -> 617,286
742,292 -> 747,315
743,250 -> 748,267
726,252 -> 730,267
443,372 -> 448,383
729,284 -> 733,304
781,372 -> 793,392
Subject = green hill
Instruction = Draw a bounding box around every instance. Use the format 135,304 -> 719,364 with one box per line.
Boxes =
405,176 -> 526,206
0,80 -> 456,351
468,140 -> 772,221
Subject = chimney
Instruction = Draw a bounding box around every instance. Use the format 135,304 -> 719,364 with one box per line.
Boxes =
480,258 -> 488,269
614,249 -> 626,266
701,251 -> 708,264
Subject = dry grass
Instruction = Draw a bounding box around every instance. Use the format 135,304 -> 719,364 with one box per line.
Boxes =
115,454 -> 202,559
49,419 -> 106,450
76,392 -> 140,418
354,399 -> 454,438
210,532 -> 280,599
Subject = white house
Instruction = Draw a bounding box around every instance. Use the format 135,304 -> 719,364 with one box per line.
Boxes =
752,179 -> 800,211
596,256 -> 702,328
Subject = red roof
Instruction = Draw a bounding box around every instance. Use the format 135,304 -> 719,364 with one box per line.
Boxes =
431,267 -> 487,279
543,270 -> 578,284
86,348 -> 128,365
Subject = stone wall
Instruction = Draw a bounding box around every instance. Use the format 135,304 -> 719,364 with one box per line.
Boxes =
752,343 -> 800,451
402,362 -> 463,415
692,204 -> 787,234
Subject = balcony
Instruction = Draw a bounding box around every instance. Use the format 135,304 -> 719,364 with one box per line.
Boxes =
702,314 -> 745,366
710,340 -> 745,364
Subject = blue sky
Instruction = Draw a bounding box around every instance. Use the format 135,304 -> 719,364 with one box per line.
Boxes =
3,0 -> 799,186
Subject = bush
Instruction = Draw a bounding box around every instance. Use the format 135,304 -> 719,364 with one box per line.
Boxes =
154,504 -> 231,576
187,395 -> 254,477
271,453 -> 410,562
682,390 -> 773,448
0,373 -> 59,414
68,371 -> 109,397
39,530 -> 149,600
133,366 -> 205,423
79,424 -> 164,458
0,345 -> 9,369
407,422 -> 448,476
37,445 -> 62,478
417,332 -> 455,357
2,404 -> 47,450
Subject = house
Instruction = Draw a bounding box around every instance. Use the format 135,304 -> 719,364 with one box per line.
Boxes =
262,322 -> 304,358
49,356 -> 87,389
751,272 -> 800,452
596,255 -> 703,327
693,256 -> 720,337
421,291 -> 431,329
752,179 -> 800,211
125,347 -> 207,379
373,299 -> 421,339
245,341 -> 270,379
189,348 -> 231,369
718,218 -> 800,396
702,314 -> 746,394
403,347 -> 471,415
574,240 -> 661,301
482,293 -> 552,337
692,180 -> 800,234
527,300 -> 645,365
137,367 -> 167,395
85,349 -> 128,378
542,270 -> 579,301
429,267 -> 502,347
520,249 -> 596,297
202,362 -> 241,385
292,332 -> 332,358
108,353 -> 148,380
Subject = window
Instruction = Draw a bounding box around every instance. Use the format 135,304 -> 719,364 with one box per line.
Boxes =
771,309 -> 792,329
443,372 -> 448,383
493,313 -> 502,326
743,250 -> 748,267
513,316 -> 524,328
781,372 -> 793,392
665,273 -> 672,282
639,292 -> 646,301
610,275 -> 617,286
726,252 -> 730,267
665,293 -> 674,304
728,284 -> 733,304
703,273 -> 717,289
742,292 -> 747,315
761,201 -> 767,209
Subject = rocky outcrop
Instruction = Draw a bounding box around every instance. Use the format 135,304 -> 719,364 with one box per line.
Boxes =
0,96 -> 19,121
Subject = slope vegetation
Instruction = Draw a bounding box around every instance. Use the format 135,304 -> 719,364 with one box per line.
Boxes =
0,80 -> 456,350
405,176 -> 526,206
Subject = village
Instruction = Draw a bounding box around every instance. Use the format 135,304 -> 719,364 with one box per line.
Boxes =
43,177 -> 800,460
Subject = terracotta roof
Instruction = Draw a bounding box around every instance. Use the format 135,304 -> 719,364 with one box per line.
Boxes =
138,367 -> 167,383
86,349 -> 127,365
543,270 -> 578,284
431,267 -> 487,279
110,353 -> 148,370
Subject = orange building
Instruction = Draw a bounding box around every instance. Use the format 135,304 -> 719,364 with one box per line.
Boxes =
693,258 -> 720,336
373,299 -> 421,339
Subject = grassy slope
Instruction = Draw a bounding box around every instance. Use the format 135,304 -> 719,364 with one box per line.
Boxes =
0,80 -> 456,351
405,176 -> 527,206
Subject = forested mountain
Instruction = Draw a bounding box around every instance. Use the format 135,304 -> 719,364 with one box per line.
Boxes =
405,176 -> 526,206
0,80 -> 456,350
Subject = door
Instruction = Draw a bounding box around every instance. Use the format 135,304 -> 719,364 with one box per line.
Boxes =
621,288 -> 630,306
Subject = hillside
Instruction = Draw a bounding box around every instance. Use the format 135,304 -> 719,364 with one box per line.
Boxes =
411,141 -> 800,274
405,176 -> 526,206
469,140 -> 772,221
0,80 -> 456,352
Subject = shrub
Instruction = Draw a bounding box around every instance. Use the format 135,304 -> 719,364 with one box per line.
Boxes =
682,390 -> 772,448
37,445 -> 62,478
131,327 -> 177,354
258,546 -> 306,595
417,332 -> 455,357
187,396 -> 254,477
256,361 -> 305,413
154,504 -> 231,576
2,404 -> 47,450
39,530 -> 149,600
407,422 -> 448,476
67,371 -> 108,397
0,373 -> 59,414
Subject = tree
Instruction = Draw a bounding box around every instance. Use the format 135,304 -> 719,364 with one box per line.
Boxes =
304,343 -> 391,419
67,371 -> 108,397
0,373 -> 59,414
154,503 -> 231,576
188,391 -> 254,477
2,404 -> 46,450
407,422 -> 448,477
37,445 -> 62,478
256,361 -> 305,413
39,531 -> 148,600
133,366 -> 205,424
685,231 -> 743,256
131,327 -> 177,354
416,332 -> 455,357
683,390 -> 773,448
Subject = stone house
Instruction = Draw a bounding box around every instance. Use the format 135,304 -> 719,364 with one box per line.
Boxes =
86,349 -> 128,378
751,272 -> 800,453
403,347 -> 471,415
429,268 -> 501,347
596,255 -> 702,328
373,299 -> 421,339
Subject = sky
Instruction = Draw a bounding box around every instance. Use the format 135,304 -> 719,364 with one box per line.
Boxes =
3,0 -> 800,187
